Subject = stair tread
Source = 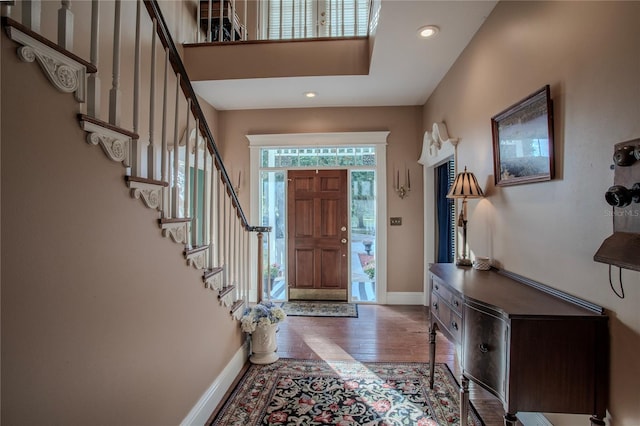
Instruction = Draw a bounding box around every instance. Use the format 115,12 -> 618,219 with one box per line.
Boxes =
125,175 -> 169,187
78,114 -> 138,139
218,285 -> 236,298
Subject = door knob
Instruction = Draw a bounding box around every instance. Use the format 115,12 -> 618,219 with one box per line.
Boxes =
341,238 -> 348,244
341,226 -> 347,232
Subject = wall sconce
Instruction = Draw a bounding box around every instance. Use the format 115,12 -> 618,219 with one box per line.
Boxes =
447,166 -> 484,266
395,167 -> 411,199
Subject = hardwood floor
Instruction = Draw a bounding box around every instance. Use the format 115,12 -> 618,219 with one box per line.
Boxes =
276,304 -> 511,426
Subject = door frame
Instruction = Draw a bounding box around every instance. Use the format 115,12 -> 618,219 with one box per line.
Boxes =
247,131 -> 389,304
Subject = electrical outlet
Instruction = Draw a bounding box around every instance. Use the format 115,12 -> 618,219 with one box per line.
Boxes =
390,217 -> 402,226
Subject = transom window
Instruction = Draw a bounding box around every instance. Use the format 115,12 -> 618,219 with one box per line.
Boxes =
260,146 -> 376,168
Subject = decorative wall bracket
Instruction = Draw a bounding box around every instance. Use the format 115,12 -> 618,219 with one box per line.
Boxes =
203,267 -> 224,291
159,218 -> 190,244
185,246 -> 208,270
4,18 -> 96,102
125,176 -> 167,211
79,116 -> 133,167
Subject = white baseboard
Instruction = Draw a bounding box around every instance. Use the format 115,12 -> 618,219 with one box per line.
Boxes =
181,342 -> 249,426
518,412 -> 553,426
385,292 -> 424,305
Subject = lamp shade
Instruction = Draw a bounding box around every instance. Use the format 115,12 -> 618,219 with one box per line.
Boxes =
447,167 -> 484,198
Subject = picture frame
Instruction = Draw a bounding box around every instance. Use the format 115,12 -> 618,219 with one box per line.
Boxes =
491,85 -> 554,186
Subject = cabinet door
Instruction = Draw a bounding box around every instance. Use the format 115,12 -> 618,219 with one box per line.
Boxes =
463,304 -> 509,401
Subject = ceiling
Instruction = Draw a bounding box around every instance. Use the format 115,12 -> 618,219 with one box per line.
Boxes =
191,0 -> 498,111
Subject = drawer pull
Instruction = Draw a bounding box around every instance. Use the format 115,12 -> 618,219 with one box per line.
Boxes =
432,302 -> 438,310
434,284 -> 439,290
453,300 -> 460,307
479,343 -> 489,353
451,321 -> 458,330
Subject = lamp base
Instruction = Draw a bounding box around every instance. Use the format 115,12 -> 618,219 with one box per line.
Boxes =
456,258 -> 472,266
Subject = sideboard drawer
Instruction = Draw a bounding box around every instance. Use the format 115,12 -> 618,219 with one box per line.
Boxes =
463,304 -> 508,400
432,276 -> 463,314
431,290 -> 462,344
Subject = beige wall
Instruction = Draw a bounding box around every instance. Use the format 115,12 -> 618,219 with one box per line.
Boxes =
218,106 -> 425,294
1,4 -> 243,425
423,1 -> 640,424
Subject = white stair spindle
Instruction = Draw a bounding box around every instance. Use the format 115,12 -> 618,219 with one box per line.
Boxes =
183,109 -> 192,249
172,73 -> 181,218
160,48 -> 169,215
231,0 -> 236,41
108,0 -> 122,126
218,0 -> 224,42
202,151 -> 209,248
57,0 -> 73,51
147,18 -> 157,180
224,191 -> 233,282
86,0 -> 100,118
192,121 -> 200,247
207,0 -> 212,42
217,177 -> 224,267
130,0 -> 142,176
243,0 -> 247,40
22,0 -> 41,32
208,163 -> 217,269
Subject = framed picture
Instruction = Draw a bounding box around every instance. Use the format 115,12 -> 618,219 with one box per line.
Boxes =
492,85 -> 554,186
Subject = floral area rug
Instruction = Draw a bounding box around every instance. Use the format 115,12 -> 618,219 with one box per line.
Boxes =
280,301 -> 358,318
210,359 -> 483,426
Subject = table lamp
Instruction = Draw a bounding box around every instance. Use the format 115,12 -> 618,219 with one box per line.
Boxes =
447,167 -> 484,266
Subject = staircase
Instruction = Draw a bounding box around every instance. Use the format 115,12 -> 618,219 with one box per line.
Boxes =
1,0 -> 267,319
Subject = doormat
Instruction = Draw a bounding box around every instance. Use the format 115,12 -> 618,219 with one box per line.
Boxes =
210,358 -> 483,425
280,301 -> 358,318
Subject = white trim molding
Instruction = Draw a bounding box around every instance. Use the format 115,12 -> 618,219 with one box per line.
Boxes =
180,342 -> 249,426
385,292 -> 424,305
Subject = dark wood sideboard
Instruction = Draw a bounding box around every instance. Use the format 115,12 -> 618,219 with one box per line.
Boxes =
428,263 -> 608,426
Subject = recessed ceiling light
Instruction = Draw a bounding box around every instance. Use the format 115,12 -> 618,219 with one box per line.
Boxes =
304,91 -> 317,98
418,25 -> 439,38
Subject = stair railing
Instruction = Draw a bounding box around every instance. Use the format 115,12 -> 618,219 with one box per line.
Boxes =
2,0 -> 269,315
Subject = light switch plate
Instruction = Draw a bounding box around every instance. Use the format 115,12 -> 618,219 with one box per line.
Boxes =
390,217 -> 402,226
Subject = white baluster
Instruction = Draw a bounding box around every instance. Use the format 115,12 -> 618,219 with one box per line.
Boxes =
209,164 -> 217,268
160,48 -> 169,215
130,0 -> 141,176
172,74 -> 181,218
207,0 -> 212,42
243,0 -> 247,40
184,102 -> 191,219
224,188 -> 233,282
22,0 -> 41,32
192,120 -> 200,247
57,0 -> 73,50
218,0 -> 224,42
147,18 -> 157,180
202,151 -> 209,248
217,177 -> 224,267
108,0 -> 121,126
86,0 -> 100,118
231,0 -> 236,41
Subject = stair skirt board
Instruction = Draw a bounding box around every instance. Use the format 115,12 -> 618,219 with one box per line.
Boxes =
181,342 -> 249,426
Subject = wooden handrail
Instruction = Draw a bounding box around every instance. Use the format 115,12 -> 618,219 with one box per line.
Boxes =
142,0 -> 251,230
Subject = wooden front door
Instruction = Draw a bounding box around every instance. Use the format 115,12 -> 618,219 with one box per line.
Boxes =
287,170 -> 349,301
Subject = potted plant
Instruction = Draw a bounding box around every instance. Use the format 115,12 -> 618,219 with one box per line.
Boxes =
263,263 -> 280,287
363,260 -> 375,280
240,301 -> 287,364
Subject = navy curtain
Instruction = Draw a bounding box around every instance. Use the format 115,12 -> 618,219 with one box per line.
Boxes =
435,162 -> 453,263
